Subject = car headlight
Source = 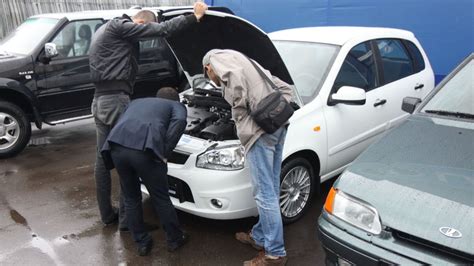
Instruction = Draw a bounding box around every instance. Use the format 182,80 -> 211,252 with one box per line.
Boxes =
196,145 -> 245,170
324,187 -> 382,235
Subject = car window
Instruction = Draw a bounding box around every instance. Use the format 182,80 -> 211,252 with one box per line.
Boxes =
0,17 -> 59,55
51,20 -> 103,58
421,58 -> 473,118
138,37 -> 175,70
333,41 -> 377,92
273,41 -> 339,105
377,39 -> 415,85
404,40 -> 425,73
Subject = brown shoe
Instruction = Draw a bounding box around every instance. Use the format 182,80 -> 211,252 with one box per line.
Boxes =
243,251 -> 287,266
235,231 -> 263,251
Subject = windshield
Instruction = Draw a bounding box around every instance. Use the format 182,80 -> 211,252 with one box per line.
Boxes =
421,58 -> 473,119
0,17 -> 59,55
273,40 -> 339,104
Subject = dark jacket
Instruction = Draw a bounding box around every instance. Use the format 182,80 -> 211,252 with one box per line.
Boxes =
89,14 -> 196,95
101,98 -> 187,169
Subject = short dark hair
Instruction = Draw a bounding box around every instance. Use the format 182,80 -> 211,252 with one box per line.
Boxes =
156,87 -> 179,101
132,10 -> 157,23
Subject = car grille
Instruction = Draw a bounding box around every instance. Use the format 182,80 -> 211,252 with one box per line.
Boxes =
391,229 -> 474,263
168,175 -> 194,203
168,150 -> 190,165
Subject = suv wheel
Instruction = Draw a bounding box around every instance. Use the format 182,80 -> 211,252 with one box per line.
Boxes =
280,157 -> 315,224
0,101 -> 31,158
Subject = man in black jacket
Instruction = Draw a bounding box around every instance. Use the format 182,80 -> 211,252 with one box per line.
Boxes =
89,2 -> 207,228
101,87 -> 188,256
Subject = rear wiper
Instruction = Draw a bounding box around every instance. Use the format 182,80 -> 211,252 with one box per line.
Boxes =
424,109 -> 474,119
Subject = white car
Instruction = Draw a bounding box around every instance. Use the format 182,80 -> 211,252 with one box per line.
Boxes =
142,10 -> 435,223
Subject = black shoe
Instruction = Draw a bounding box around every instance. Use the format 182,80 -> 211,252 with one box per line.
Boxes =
103,211 -> 119,226
167,232 -> 189,252
138,239 -> 153,256
119,222 -> 159,233
119,226 -> 129,232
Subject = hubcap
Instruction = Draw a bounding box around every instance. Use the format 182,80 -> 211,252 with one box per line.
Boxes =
280,166 -> 311,218
0,112 -> 20,150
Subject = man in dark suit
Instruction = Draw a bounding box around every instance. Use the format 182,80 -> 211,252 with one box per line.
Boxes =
101,87 -> 187,256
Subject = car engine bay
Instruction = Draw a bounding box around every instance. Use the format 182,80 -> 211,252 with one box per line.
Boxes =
181,76 -> 238,141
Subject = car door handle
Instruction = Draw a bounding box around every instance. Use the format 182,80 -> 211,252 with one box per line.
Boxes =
414,84 -> 424,90
373,99 -> 387,107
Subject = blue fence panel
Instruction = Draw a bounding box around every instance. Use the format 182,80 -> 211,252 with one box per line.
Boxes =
206,0 -> 473,83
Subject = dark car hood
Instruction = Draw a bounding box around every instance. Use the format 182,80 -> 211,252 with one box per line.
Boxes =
162,10 -> 293,85
337,115 -> 474,255
0,52 -> 32,78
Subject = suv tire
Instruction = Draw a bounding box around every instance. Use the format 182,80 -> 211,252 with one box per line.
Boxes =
0,101 -> 31,158
280,157 -> 315,224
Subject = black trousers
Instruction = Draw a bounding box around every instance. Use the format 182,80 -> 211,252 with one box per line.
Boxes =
110,144 -> 183,247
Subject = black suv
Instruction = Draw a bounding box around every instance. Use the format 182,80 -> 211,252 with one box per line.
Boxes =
0,7 -> 231,158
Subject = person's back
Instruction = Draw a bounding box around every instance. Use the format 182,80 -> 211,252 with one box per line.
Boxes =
89,17 -> 139,89
105,97 -> 187,161
89,10 -> 198,95
103,87 -> 189,256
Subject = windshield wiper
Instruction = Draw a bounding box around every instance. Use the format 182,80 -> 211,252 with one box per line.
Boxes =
424,109 -> 474,119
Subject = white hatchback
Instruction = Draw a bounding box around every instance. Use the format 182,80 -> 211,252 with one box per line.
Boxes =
142,10 -> 435,223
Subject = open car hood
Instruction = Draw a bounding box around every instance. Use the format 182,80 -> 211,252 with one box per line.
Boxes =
161,10 -> 294,86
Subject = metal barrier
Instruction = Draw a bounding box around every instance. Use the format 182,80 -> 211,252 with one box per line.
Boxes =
0,0 -> 194,39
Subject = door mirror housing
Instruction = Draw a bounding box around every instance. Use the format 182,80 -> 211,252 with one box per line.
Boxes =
401,97 -> 422,114
44,43 -> 59,59
329,86 -> 366,106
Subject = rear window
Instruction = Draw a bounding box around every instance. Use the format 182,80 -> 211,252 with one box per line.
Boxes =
376,39 -> 415,85
404,40 -> 426,73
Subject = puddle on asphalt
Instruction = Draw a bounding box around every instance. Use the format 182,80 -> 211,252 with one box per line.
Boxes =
10,209 -> 30,229
31,235 -> 64,265
0,170 -> 17,178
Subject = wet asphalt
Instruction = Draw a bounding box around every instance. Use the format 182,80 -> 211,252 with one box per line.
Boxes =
0,119 -> 332,265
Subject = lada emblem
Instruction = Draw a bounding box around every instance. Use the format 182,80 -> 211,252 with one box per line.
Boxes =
439,227 -> 462,238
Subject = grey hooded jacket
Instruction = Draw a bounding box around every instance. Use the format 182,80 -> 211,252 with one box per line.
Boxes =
204,49 -> 293,152
89,14 -> 196,95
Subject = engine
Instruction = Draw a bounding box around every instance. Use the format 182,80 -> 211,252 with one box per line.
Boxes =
181,77 -> 238,141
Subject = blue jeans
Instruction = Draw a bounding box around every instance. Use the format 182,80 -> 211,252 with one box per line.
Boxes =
247,127 -> 287,257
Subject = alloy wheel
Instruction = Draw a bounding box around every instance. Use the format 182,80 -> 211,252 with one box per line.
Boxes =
280,165 -> 312,218
0,112 -> 20,150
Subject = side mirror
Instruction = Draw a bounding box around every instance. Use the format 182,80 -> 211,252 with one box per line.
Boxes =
329,86 -> 366,106
44,43 -> 59,59
401,97 -> 421,114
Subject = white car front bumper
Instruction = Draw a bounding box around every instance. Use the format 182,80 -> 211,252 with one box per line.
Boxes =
141,136 -> 258,220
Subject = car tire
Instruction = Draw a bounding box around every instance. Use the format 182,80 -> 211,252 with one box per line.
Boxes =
0,101 -> 31,158
280,157 -> 315,224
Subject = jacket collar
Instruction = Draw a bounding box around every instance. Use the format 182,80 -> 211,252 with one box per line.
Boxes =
121,14 -> 133,22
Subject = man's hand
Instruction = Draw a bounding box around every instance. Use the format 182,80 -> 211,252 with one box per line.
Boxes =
194,1 -> 208,21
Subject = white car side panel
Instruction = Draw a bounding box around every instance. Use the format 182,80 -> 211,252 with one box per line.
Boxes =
283,97 -> 328,175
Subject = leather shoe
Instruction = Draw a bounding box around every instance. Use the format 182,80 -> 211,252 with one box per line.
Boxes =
138,239 -> 153,256
167,232 -> 189,252
103,211 -> 119,226
119,222 -> 159,233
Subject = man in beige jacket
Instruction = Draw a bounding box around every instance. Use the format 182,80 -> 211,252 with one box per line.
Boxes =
203,49 -> 292,266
